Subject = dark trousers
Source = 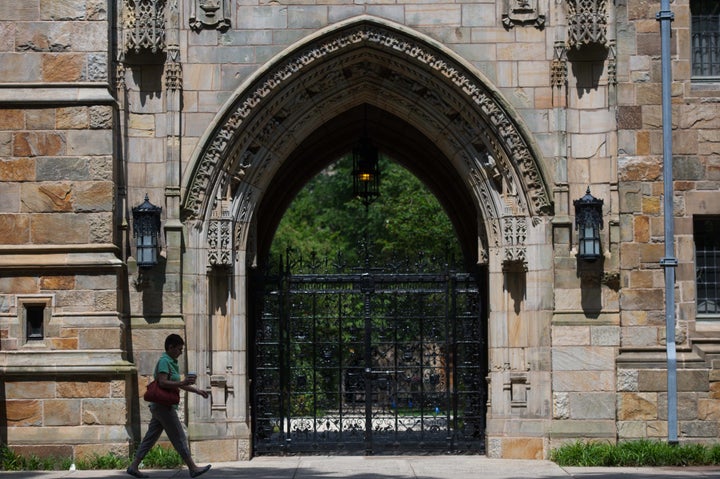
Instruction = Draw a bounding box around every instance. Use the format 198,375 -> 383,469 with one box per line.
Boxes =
134,403 -> 191,462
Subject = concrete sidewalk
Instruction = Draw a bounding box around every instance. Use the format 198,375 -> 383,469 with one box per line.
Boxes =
3,456 -> 720,479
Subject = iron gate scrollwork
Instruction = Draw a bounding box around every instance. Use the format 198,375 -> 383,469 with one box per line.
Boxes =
251,252 -> 486,455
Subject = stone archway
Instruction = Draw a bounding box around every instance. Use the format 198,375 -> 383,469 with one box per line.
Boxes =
180,15 -> 554,459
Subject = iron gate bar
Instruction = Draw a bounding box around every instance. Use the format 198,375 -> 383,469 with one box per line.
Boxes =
252,260 -> 486,455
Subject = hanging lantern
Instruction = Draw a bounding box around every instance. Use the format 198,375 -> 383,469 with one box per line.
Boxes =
573,187 -> 604,262
132,194 -> 162,268
352,137 -> 380,207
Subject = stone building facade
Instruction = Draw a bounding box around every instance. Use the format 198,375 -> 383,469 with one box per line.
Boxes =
1,0 -> 719,462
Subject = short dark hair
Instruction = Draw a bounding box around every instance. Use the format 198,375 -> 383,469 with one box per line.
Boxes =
165,333 -> 184,351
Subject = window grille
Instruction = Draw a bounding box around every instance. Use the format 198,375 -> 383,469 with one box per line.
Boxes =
695,217 -> 720,316
691,1 -> 720,79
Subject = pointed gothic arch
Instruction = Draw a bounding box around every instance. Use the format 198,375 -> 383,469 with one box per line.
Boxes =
181,15 -> 553,269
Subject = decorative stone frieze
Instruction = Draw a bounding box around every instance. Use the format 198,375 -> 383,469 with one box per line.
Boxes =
122,0 -> 166,54
566,0 -> 608,49
189,0 -> 231,32
502,0 -> 546,29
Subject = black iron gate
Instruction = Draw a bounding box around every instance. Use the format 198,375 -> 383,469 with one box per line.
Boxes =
251,253 -> 486,455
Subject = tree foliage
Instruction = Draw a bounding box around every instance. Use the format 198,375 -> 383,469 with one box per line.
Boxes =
269,155 -> 461,266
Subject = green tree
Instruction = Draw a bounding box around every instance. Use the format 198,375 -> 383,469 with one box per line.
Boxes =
269,155 -> 461,266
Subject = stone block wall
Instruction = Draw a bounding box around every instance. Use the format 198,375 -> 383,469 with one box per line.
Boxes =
3,377 -> 130,459
614,0 -> 720,443
0,0 -> 131,459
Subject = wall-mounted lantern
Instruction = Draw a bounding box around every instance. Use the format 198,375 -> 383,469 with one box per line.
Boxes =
352,137 -> 380,208
132,194 -> 162,268
573,187 -> 604,262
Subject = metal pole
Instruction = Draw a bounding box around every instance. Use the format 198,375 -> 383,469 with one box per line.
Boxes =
656,0 -> 678,445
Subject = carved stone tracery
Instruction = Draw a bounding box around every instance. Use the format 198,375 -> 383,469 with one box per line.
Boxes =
566,0 -> 608,49
207,198 -> 233,269
502,216 -> 528,271
122,0 -> 166,54
182,20 -> 551,261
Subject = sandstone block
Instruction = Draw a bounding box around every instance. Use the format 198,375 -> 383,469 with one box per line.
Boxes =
44,399 -> 81,426
40,275 -> 76,290
191,439 -> 242,462
0,109 -> 25,129
0,276 -> 38,293
66,130 -> 112,156
6,400 -> 42,426
501,437 -> 544,459
57,381 -> 110,398
698,398 -> 720,421
39,0 -> 87,21
620,288 -> 663,310
75,443 -> 129,461
6,381 -> 55,399
11,445 -> 73,460
31,212 -> 89,244
638,369 -> 708,392
0,53 -> 42,81
82,398 -> 126,425
49,337 -> 79,349
79,328 -> 120,349
14,132 -> 65,157
21,183 -> 73,212
618,156 -> 662,181
56,107 -> 89,129
73,182 -> 114,212
42,53 -> 84,82
0,214 -> 31,244
552,346 -> 616,371
570,392 -> 616,419
618,392 -> 657,420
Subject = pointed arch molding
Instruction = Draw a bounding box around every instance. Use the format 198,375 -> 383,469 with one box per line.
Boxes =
182,16 -> 552,254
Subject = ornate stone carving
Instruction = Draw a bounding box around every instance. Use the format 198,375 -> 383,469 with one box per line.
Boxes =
122,0 -> 166,54
567,0 -> 608,49
190,0 -> 231,32
607,39 -> 617,85
551,41 -> 567,88
183,21 -> 552,242
165,44 -> 182,91
502,215 -> 527,271
502,0 -> 545,29
207,199 -> 233,268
